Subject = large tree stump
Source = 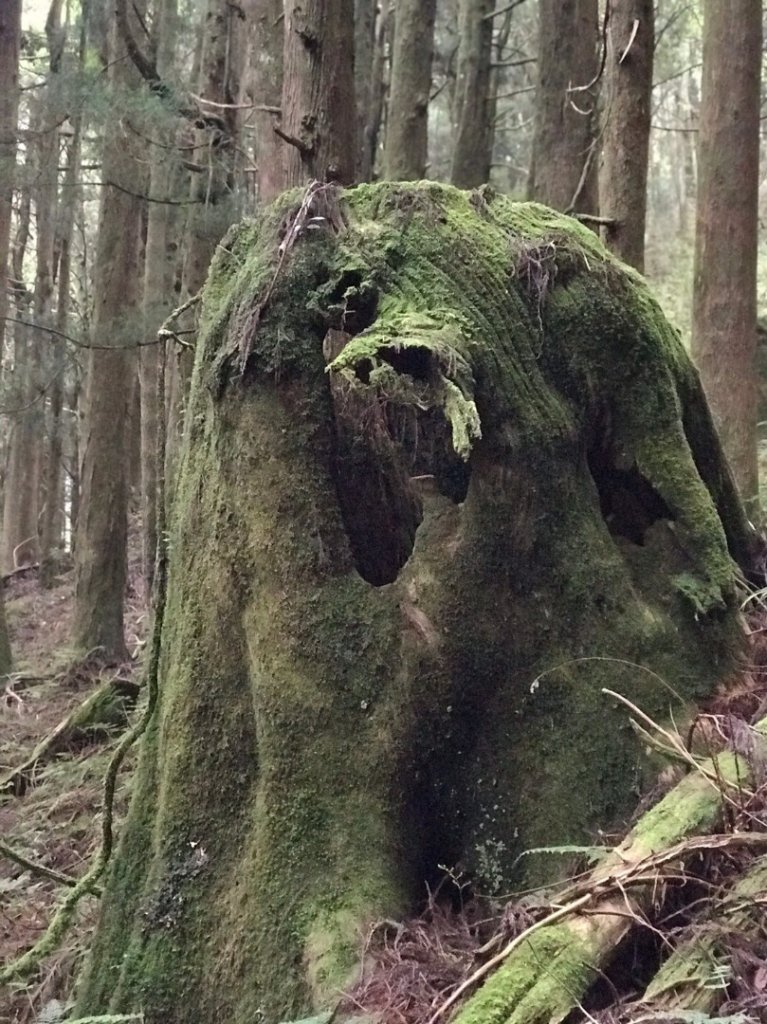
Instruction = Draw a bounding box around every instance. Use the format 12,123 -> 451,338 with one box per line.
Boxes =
76,182 -> 752,1024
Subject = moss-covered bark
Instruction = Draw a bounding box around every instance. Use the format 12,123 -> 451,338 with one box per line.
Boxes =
76,182 -> 752,1024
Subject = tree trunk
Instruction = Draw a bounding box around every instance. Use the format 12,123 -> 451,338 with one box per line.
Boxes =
691,0 -> 761,510
40,0 -> 74,587
72,4 -> 145,660
181,0 -> 246,298
354,0 -> 377,181
0,0 -> 16,665
599,0 -> 653,271
1,74 -> 43,573
168,0 -> 249,496
528,0 -> 599,213
361,0 -> 391,181
384,0 -> 437,181
77,182 -> 752,1024
0,0 -> 21,375
249,0 -> 285,204
280,0 -> 356,185
140,0 -> 179,593
2,139 -> 40,575
450,0 -> 493,188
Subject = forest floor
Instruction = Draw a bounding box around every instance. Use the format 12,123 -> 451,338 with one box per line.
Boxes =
3,535 -> 767,1024
0,527 -> 147,1024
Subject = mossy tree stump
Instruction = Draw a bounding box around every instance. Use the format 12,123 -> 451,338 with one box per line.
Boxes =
77,182 -> 752,1024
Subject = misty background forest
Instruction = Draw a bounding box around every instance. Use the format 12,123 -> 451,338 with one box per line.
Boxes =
4,2 -> 767,1024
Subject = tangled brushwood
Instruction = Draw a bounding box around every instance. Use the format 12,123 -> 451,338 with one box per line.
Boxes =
332,598 -> 767,1024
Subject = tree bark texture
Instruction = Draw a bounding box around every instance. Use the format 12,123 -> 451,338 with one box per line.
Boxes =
248,0 -> 285,203
528,0 -> 600,213
77,182 -> 753,1024
73,6 -> 145,659
0,0 -> 21,370
354,0 -> 377,181
40,0 -> 74,585
281,0 -> 356,186
0,0 -> 31,576
450,0 -> 494,188
384,0 -> 437,181
691,0 -> 761,510
599,0 -> 653,271
140,0 -> 180,592
181,0 -> 247,299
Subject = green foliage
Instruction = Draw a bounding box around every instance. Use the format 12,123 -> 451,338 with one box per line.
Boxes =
515,844 -> 613,867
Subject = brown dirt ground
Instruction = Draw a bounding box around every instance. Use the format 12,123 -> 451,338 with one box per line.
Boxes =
0,526 -> 146,1024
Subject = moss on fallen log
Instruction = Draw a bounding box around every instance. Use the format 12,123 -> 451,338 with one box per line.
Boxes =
640,854 -> 767,1014
451,718 -> 767,1024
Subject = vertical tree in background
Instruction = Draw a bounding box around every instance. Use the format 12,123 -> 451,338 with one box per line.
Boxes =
166,0 -> 248,491
354,0 -> 377,181
0,0 -> 41,575
691,0 -> 761,509
140,0 -> 179,591
360,1 -> 391,182
39,0 -> 70,584
528,0 -> 599,213
250,0 -> 284,203
280,0 -> 356,185
450,0 -> 494,188
384,0 -> 437,180
600,0 -> 654,271
0,0 -> 20,672
73,4 -> 145,659
182,0 -> 246,298
0,0 -> 21,370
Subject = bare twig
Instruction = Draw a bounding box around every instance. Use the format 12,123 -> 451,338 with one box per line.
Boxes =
273,124 -> 313,155
0,840 -> 79,889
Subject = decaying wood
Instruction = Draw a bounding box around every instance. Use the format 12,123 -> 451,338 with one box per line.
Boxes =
445,712 -> 767,1024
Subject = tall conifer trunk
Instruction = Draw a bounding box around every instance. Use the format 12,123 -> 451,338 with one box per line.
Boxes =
450,0 -> 494,188
40,0 -> 74,585
0,0 -> 21,375
250,0 -> 285,203
528,0 -> 599,213
281,0 -> 356,185
140,0 -> 179,591
0,0 -> 19,672
2,100 -> 46,574
691,0 -> 761,509
384,0 -> 437,181
600,0 -> 653,271
354,0 -> 376,181
73,4 -> 145,659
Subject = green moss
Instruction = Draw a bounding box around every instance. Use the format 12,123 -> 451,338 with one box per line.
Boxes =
452,924 -> 603,1024
76,181 -> 750,1024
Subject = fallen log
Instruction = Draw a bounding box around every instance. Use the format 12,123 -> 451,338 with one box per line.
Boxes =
639,854 -> 767,1016
443,714 -> 767,1024
1,677 -> 139,795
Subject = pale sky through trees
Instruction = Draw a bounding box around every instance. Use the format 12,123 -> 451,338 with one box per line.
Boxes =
22,0 -> 48,30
